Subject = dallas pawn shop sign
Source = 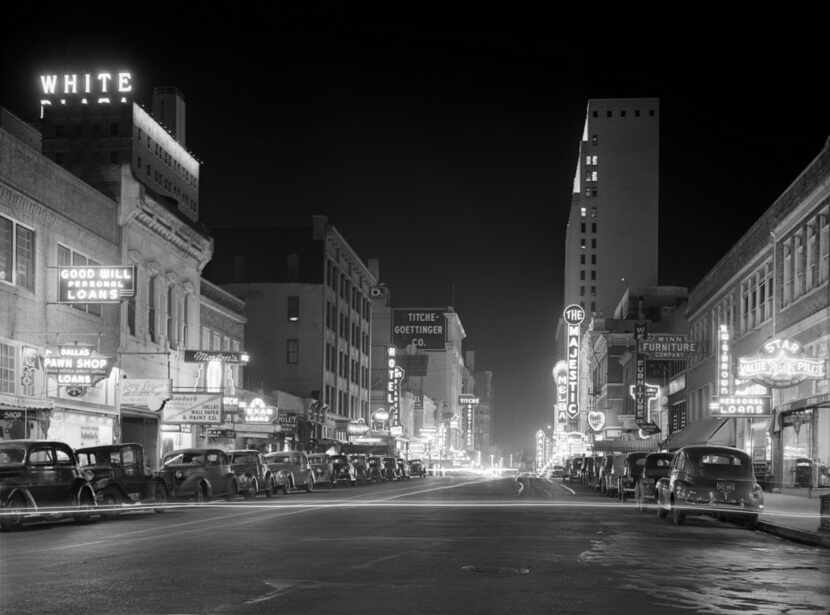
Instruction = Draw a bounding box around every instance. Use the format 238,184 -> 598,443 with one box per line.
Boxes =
58,266 -> 136,303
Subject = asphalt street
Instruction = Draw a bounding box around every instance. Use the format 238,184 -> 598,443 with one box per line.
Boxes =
1,475 -> 828,615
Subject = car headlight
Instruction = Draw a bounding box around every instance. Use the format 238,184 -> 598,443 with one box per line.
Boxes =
175,470 -> 184,480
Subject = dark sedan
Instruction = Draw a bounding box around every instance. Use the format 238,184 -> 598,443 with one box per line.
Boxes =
656,446 -> 764,527
634,452 -> 673,511
159,449 -> 239,502
1,440 -> 97,530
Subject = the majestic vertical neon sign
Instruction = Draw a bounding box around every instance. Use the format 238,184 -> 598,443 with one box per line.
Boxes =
563,304 -> 586,419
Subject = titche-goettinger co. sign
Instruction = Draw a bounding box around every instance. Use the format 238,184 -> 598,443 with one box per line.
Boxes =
392,309 -> 447,349
58,266 -> 136,303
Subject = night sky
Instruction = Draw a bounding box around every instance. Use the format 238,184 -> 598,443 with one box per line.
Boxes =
2,6 -> 827,452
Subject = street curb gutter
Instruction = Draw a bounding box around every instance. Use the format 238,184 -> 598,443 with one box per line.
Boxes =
757,521 -> 830,549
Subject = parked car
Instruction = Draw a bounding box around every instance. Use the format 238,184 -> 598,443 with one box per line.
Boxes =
308,453 -> 334,486
549,465 -> 566,479
396,458 -> 411,480
600,454 -> 625,497
635,453 -> 673,511
76,443 -> 168,516
367,456 -> 384,482
159,449 -> 239,502
565,457 -> 583,482
616,452 -> 649,501
228,450 -> 284,497
656,446 -> 763,527
263,451 -> 314,492
382,457 -> 398,480
408,459 -> 427,478
330,455 -> 357,487
587,455 -> 603,489
348,454 -> 369,482
1,440 -> 97,530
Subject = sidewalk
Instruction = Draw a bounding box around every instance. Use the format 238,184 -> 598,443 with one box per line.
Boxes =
759,491 -> 830,548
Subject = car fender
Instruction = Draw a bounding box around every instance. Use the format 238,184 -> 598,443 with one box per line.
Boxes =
75,482 -> 96,505
93,478 -> 131,501
3,487 -> 37,511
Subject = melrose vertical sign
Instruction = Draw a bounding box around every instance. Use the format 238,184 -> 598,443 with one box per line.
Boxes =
563,304 -> 585,419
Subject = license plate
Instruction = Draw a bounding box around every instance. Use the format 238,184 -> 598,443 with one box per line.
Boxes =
716,481 -> 735,493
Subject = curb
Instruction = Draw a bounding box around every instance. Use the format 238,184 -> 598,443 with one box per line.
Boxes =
757,521 -> 830,549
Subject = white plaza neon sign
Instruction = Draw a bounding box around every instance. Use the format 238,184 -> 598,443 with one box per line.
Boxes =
39,70 -> 133,113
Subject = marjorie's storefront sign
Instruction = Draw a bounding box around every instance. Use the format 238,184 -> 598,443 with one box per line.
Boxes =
45,345 -> 112,386
184,350 -> 250,364
58,266 -> 136,303
738,338 -> 826,389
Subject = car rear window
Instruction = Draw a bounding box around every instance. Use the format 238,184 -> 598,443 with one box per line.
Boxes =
266,454 -> 293,463
646,456 -> 672,469
231,453 -> 258,464
693,452 -> 753,477
163,452 -> 204,465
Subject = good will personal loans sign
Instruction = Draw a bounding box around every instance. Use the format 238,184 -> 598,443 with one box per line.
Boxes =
58,266 -> 136,303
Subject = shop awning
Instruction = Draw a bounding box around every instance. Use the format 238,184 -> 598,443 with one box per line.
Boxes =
0,395 -> 53,411
592,439 -> 658,453
663,417 -> 729,451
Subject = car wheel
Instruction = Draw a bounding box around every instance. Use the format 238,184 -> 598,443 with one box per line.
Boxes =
225,480 -> 239,501
305,477 -> 314,493
195,482 -> 207,503
0,493 -> 27,531
671,501 -> 685,526
101,489 -> 121,520
153,483 -> 168,513
74,487 -> 97,524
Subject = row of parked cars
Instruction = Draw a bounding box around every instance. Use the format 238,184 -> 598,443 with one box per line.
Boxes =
0,439 -> 428,531
561,445 -> 764,527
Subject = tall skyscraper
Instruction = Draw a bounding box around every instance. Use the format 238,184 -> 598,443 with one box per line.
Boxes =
562,98 -> 660,319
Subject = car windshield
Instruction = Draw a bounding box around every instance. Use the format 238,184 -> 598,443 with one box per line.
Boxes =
0,445 -> 26,464
645,456 -> 673,470
163,452 -> 203,466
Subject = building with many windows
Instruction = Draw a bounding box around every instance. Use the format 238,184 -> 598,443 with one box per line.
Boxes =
205,216 -> 376,442
0,108 -> 123,448
561,98 -> 660,321
674,137 -> 829,489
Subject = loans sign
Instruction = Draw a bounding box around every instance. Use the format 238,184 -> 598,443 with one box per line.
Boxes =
738,338 -> 826,389
45,346 -> 112,386
58,266 -> 136,303
712,396 -> 771,417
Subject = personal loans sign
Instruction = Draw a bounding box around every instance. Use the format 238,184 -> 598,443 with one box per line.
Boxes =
58,266 -> 136,303
392,309 -> 447,349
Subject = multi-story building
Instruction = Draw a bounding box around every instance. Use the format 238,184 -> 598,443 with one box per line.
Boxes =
579,286 -> 688,454
474,370 -> 495,455
25,73 -> 214,465
205,216 -> 377,442
0,108 -> 122,448
562,98 -> 660,320
40,84 -> 200,223
676,137 -> 829,490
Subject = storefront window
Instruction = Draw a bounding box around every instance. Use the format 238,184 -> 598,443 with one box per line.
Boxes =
781,409 -> 813,488
48,410 -> 114,449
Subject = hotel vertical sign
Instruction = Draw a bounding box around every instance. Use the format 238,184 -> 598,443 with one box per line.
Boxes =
563,304 -> 585,419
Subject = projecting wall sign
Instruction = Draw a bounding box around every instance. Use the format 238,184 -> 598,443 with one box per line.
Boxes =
738,338 -> 826,389
563,304 -> 585,419
45,346 -> 112,386
184,350 -> 250,364
58,266 -> 136,303
637,334 -> 698,359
